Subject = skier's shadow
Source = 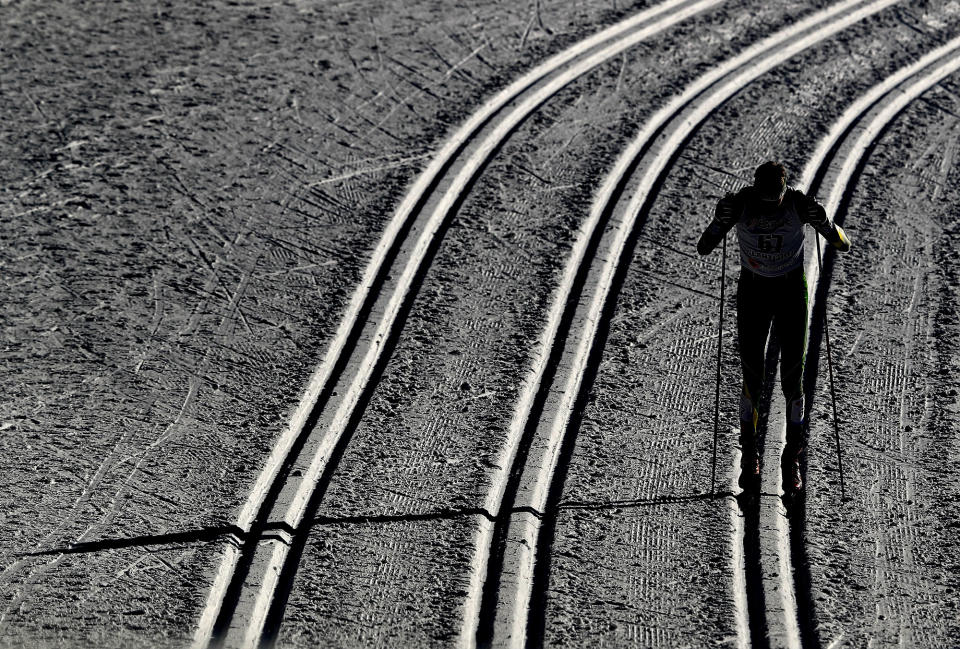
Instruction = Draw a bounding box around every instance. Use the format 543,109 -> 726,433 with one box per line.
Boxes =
734,323 -> 818,648
731,326 -> 785,647
735,437 -> 768,648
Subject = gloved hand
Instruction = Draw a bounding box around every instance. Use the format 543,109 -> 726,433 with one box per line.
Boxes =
832,225 -> 851,252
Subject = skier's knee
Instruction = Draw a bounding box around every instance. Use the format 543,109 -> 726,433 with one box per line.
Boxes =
787,394 -> 804,425
740,387 -> 758,427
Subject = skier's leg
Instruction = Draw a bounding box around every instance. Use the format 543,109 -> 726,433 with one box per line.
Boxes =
776,267 -> 809,491
738,271 -> 773,427
737,271 -> 769,428
737,270 -> 773,488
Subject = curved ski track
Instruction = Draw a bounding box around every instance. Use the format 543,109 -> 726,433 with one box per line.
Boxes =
779,35 -> 960,649
469,0 -> 910,646
189,0 -> 960,645
727,32 -> 960,649
192,0 -> 724,646
469,2 -> 960,649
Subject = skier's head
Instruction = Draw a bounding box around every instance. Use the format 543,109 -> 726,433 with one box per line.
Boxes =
754,161 -> 786,205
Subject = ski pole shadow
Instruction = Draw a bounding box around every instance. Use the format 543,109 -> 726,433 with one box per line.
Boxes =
17,525 -> 246,557
557,491 -> 736,512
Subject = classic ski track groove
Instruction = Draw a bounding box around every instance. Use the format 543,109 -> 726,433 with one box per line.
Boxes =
717,39 -> 960,649
190,0 -> 724,646
468,0 -> 912,647
771,36 -> 960,649
188,0 -> 960,645
722,34 -> 960,649
733,33 -> 960,649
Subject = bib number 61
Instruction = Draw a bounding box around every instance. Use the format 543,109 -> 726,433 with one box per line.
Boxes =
757,234 -> 784,253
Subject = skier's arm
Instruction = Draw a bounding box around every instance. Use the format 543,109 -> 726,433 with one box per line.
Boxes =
697,193 -> 739,255
799,193 -> 851,252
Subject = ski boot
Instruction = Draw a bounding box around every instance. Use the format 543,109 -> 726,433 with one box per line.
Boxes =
781,439 -> 803,494
782,396 -> 806,496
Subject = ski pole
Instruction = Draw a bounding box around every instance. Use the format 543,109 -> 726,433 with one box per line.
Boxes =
711,235 -> 726,496
815,234 -> 846,501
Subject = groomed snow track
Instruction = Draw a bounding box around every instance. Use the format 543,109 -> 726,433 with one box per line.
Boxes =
192,1 -> 728,646
186,0 -> 960,647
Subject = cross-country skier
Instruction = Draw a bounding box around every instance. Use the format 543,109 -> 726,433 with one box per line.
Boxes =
696,161 -> 851,493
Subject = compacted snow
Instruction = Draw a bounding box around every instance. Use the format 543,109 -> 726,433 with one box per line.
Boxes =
2,0 -> 959,647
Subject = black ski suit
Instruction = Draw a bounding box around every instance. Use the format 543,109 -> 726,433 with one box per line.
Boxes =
697,185 -> 848,444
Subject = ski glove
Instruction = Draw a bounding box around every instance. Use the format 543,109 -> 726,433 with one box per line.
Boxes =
831,224 -> 851,252
697,194 -> 739,255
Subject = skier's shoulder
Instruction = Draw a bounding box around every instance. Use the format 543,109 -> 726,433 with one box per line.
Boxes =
731,185 -> 754,203
715,186 -> 750,219
784,186 -> 826,222
783,185 -> 812,203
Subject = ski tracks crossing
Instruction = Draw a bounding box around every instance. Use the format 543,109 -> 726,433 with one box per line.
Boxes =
188,0 -> 960,646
